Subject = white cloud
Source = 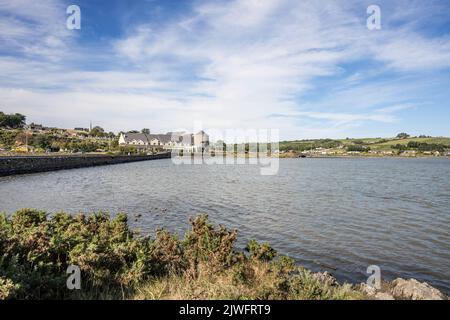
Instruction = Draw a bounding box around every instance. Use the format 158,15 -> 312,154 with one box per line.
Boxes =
0,0 -> 72,60
373,35 -> 450,71
1,0 -> 450,139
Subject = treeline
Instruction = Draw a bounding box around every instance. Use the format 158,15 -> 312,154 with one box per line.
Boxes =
280,139 -> 342,152
391,141 -> 449,152
346,145 -> 370,152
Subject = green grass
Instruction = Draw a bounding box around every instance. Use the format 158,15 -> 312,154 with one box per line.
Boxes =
279,137 -> 450,152
369,137 -> 450,150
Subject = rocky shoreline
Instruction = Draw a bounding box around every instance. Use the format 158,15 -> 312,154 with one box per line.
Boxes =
312,271 -> 448,300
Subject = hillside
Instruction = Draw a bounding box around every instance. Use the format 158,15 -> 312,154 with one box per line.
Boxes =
279,136 -> 450,156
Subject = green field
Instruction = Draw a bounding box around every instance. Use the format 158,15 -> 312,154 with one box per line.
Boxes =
368,137 -> 450,150
279,137 -> 450,152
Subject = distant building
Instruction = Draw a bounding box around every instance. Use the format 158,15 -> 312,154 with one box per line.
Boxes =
118,131 -> 209,152
193,130 -> 210,151
28,123 -> 44,131
74,127 -> 89,132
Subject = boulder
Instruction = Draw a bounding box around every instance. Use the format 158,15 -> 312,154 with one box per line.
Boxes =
360,283 -> 376,296
359,283 -> 395,300
391,278 -> 447,300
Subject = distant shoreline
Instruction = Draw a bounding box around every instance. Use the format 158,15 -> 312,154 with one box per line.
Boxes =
281,154 -> 450,159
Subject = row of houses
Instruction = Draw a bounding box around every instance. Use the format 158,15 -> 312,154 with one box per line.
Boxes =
118,131 -> 209,152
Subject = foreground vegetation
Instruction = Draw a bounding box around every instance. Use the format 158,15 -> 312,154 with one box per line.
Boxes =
0,210 -> 363,300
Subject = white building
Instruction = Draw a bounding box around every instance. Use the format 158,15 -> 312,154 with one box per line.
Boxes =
118,131 -> 209,152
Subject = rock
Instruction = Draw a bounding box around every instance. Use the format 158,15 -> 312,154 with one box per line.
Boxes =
359,283 -> 395,300
312,271 -> 338,286
391,278 -> 447,300
374,292 -> 395,300
359,283 -> 377,297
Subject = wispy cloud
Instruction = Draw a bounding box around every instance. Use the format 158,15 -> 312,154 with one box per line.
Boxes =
0,0 -> 449,139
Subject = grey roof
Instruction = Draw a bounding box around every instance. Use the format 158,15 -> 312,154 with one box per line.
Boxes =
122,133 -> 150,143
121,131 -> 205,145
148,134 -> 171,144
195,130 -> 208,136
166,131 -> 186,136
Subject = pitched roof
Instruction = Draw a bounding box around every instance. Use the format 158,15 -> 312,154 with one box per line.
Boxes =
122,133 -> 149,143
166,131 -> 186,136
148,134 -> 171,144
121,131 -> 206,145
195,130 -> 208,136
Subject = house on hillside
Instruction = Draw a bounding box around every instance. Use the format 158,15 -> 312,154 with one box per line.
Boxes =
118,131 -> 209,152
28,123 -> 44,132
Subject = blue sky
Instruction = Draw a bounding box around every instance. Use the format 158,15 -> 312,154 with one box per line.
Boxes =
0,0 -> 450,140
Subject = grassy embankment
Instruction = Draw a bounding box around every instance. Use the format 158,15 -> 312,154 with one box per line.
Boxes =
0,210 -> 363,300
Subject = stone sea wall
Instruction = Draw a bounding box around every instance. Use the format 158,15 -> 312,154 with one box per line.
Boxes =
0,153 -> 171,176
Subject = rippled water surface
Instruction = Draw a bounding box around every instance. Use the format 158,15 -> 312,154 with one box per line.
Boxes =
1,158 -> 449,293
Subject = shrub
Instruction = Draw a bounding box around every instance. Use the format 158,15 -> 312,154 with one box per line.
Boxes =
0,210 -> 150,299
183,215 -> 238,275
0,210 -> 363,300
246,240 -> 277,262
0,277 -> 19,299
346,145 -> 370,152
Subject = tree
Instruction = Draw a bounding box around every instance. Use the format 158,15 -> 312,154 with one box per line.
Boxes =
347,145 -> 369,152
141,128 -> 150,134
396,132 -> 410,139
89,126 -> 105,137
391,144 -> 407,151
110,138 -> 119,149
0,112 -> 26,128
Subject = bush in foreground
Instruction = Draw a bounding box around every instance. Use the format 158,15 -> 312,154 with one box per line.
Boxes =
0,209 -> 363,300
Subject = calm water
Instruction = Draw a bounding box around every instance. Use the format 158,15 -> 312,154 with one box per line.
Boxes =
1,158 -> 449,293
